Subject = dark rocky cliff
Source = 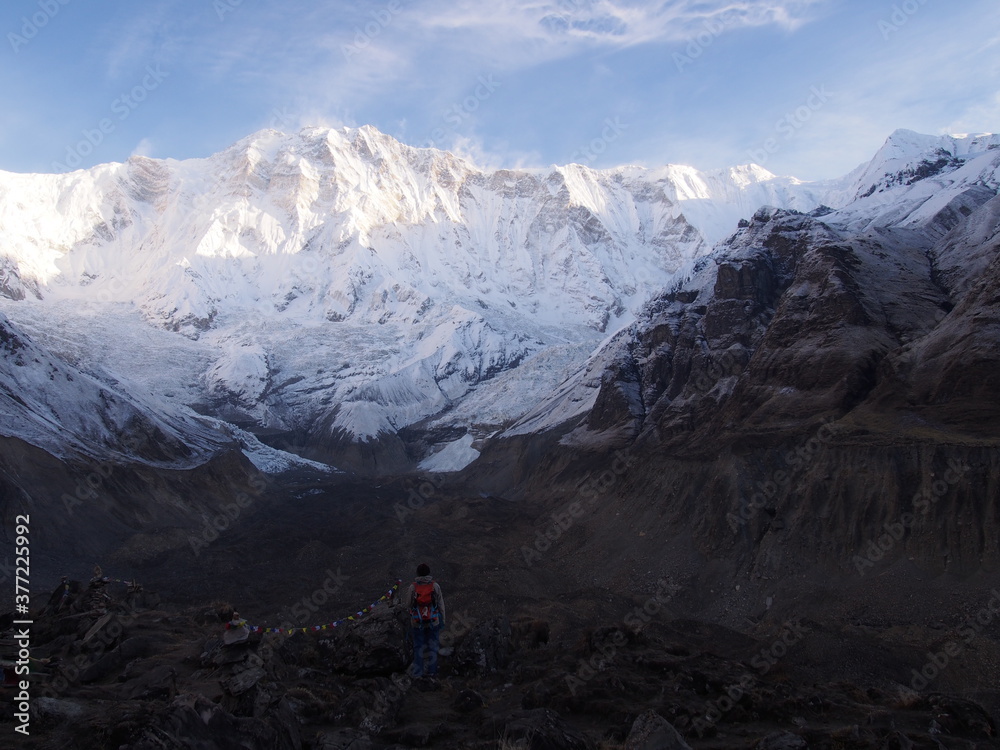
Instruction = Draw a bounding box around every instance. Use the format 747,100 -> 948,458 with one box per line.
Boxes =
467,192 -> 1000,617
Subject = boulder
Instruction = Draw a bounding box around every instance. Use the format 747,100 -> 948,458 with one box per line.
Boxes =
224,665 -> 266,696
122,692 -> 302,750
624,710 -> 692,750
502,708 -> 592,750
122,664 -> 177,701
755,731 -> 807,749
453,688 -> 486,713
314,728 -> 375,749
454,616 -> 512,674
33,697 -> 87,722
223,622 -> 251,646
318,608 -> 408,677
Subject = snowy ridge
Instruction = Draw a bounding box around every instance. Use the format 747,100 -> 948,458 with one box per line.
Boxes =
846,129 -> 1000,199
496,131 -> 1000,441
0,126 -> 994,471
0,310 -> 232,466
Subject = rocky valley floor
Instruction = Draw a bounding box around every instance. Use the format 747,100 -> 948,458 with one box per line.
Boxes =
3,473 -> 999,749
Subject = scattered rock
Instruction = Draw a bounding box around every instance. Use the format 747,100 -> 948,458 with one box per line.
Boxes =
880,731 -> 915,750
453,688 -> 486,713
334,676 -> 407,734
79,649 -> 126,684
624,710 -> 692,750
33,697 -> 87,722
454,616 -> 512,674
123,692 -> 302,750
313,728 -> 375,749
225,665 -> 266,696
925,693 -> 998,738
755,730 -> 807,749
319,608 -> 408,677
503,708 -> 593,750
122,664 -> 177,701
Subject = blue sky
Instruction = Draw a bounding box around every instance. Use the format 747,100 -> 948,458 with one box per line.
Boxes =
1,0 -> 997,180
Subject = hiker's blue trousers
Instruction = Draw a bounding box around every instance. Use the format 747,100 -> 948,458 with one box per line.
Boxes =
410,624 -> 441,676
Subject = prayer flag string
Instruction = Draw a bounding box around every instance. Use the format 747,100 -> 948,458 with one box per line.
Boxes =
224,580 -> 401,635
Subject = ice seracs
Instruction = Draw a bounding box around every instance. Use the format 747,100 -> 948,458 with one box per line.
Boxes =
0,126 -> 994,473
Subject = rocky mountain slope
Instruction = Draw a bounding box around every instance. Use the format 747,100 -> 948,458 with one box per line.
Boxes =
0,125 -> 996,586
465,129 -> 1000,615
3,125 -> 1000,747
0,125 -> 835,475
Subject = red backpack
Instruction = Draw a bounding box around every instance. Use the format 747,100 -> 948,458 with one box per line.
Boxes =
410,581 -> 439,626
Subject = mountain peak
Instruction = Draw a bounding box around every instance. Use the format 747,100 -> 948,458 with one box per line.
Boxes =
880,128 -> 1000,160
838,128 -> 1000,204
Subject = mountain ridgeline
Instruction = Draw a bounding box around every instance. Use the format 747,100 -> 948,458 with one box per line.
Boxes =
2,125 -> 1000,750
0,126 -> 998,590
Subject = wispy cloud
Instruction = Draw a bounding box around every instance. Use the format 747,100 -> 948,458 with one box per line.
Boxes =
216,0 -> 830,161
129,137 -> 158,159
403,0 -> 830,72
6,0 -> 991,178
99,2 -> 184,81
944,92 -> 1000,137
416,0 -> 827,50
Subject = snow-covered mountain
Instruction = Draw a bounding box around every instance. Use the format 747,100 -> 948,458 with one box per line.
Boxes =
495,129 -> 1000,446
0,126 -> 994,474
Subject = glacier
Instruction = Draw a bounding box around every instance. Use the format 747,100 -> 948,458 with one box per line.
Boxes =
0,125 -> 995,473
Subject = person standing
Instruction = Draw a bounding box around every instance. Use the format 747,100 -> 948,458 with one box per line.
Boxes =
402,563 -> 446,677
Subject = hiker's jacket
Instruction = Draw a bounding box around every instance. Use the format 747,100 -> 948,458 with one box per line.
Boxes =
400,575 -> 446,627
